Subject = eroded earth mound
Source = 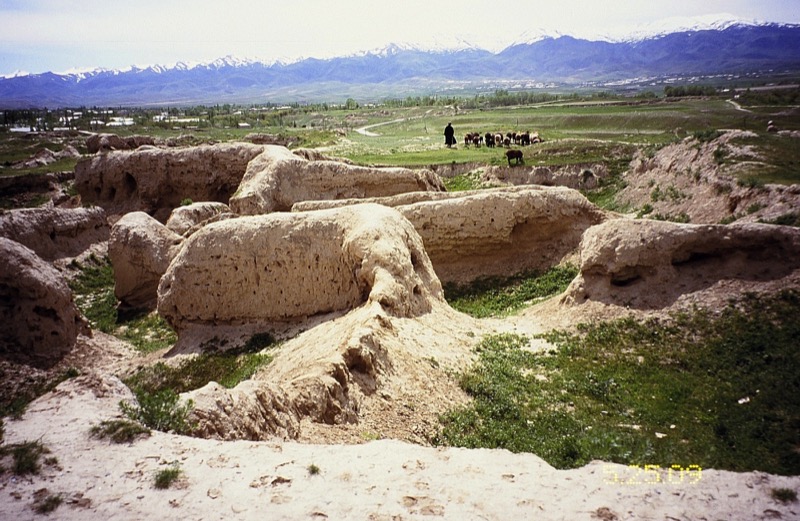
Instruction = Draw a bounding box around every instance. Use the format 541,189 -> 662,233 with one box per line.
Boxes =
563,218 -> 800,309
74,142 -> 266,220
295,186 -> 610,284
108,212 -> 185,310
0,237 -> 84,367
0,206 -> 109,261
229,144 -> 445,214
158,203 -> 442,334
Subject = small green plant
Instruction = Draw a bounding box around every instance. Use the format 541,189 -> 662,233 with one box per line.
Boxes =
713,146 -> 727,165
90,419 -> 151,443
771,488 -> 798,503
746,203 -> 765,215
307,463 -> 321,475
0,440 -> 51,475
693,129 -> 722,142
737,176 -> 765,189
637,203 -> 654,218
652,212 -> 691,223
180,198 -> 193,206
154,463 -> 182,489
120,389 -> 194,434
760,213 -> 800,227
33,493 -> 63,514
650,185 -> 663,202
444,171 -> 486,192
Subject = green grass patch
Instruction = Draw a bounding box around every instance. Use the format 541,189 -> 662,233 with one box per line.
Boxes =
124,334 -> 278,395
120,332 -> 278,433
90,419 -> 151,443
69,257 -> 177,353
443,170 -> 485,192
153,464 -> 182,489
436,290 -> 800,475
444,265 -> 578,318
771,487 -> 798,503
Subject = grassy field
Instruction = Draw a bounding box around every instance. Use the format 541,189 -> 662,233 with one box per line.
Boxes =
435,291 -> 800,476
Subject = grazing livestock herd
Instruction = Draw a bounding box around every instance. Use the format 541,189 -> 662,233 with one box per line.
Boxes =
458,130 -> 543,166
463,130 -> 543,148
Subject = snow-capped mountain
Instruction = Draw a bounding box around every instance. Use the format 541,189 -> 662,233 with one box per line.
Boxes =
1,21 -> 798,108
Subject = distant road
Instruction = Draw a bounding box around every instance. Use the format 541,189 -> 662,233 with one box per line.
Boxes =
726,99 -> 751,112
354,118 -> 406,137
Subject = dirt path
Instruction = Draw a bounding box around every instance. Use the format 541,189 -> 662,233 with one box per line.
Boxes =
354,118 -> 406,137
726,99 -> 751,112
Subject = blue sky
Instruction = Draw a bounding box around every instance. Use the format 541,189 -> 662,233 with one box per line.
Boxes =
1,0 -> 798,75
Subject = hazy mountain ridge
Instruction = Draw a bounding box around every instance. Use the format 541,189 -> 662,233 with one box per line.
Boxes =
1,22 -> 798,108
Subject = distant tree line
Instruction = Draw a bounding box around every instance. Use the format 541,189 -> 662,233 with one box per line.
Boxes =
736,86 -> 800,106
664,85 -> 718,97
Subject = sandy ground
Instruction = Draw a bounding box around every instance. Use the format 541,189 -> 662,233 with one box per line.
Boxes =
2,372 -> 799,521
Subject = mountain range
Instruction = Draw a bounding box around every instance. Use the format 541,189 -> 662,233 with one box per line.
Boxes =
1,22 -> 799,108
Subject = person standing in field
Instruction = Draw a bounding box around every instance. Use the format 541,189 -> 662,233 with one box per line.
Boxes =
444,122 -> 456,148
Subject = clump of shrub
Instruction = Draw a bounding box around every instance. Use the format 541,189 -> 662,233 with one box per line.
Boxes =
0,440 -> 56,475
692,129 -> 723,142
737,176 -> 765,189
771,488 -> 798,503
120,389 -> 195,434
760,212 -> 800,227
119,332 -> 278,434
33,493 -> 63,514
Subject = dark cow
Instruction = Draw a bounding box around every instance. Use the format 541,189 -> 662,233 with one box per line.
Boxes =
505,149 -> 524,166
484,132 -> 495,148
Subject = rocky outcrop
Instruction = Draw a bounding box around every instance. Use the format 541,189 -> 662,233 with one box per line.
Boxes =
165,202 -> 231,236
229,145 -> 445,214
294,186 -> 609,285
0,206 -> 109,261
109,212 -> 185,309
185,299 -> 475,441
562,219 -> 800,309
158,204 -> 442,333
481,163 -> 607,190
12,145 -> 81,170
0,238 -> 84,367
85,133 -> 156,154
618,130 -> 800,224
74,142 -> 265,221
